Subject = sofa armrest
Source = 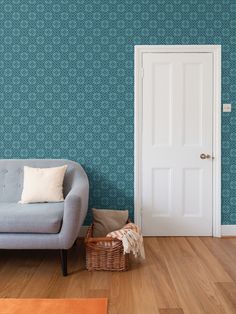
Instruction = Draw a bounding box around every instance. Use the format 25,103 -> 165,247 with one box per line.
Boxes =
60,166 -> 89,249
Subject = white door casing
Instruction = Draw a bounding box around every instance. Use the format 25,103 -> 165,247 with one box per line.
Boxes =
134,45 -> 221,237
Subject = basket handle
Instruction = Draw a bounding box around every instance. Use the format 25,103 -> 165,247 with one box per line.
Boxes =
85,237 -> 120,244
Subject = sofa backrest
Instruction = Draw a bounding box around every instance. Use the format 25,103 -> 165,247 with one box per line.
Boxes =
0,159 -> 83,202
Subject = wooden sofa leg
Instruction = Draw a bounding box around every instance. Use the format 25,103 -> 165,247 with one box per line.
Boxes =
60,249 -> 68,276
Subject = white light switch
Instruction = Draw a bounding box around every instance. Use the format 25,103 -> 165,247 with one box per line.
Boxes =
223,104 -> 231,112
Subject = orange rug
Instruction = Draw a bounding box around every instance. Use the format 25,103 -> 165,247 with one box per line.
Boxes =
0,298 -> 108,314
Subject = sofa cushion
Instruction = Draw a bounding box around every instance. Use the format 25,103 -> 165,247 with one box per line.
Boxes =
0,203 -> 64,234
92,208 -> 129,237
20,165 -> 67,204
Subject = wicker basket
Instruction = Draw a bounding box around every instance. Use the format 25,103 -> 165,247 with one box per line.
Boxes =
85,224 -> 129,271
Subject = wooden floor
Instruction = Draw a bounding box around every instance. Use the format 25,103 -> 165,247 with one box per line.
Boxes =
0,237 -> 236,314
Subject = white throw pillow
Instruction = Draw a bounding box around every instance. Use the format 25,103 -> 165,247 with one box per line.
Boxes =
19,165 -> 68,204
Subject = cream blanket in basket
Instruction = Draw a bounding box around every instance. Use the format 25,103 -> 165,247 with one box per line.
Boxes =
106,223 -> 145,259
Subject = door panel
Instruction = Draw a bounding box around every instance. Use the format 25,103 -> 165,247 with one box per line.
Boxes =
152,168 -> 172,217
183,63 -> 203,146
152,63 -> 172,147
142,52 -> 213,236
183,168 -> 202,217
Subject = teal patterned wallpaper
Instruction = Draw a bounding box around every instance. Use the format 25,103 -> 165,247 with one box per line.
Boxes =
0,0 -> 235,224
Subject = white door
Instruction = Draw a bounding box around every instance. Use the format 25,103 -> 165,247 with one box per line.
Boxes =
142,52 -> 213,236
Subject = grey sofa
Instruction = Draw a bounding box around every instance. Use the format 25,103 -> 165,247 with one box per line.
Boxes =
0,159 -> 89,276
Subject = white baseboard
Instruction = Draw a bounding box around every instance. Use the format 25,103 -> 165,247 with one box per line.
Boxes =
221,225 -> 236,237
79,226 -> 89,237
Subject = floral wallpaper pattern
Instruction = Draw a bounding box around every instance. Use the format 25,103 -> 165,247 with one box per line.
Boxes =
0,0 -> 235,224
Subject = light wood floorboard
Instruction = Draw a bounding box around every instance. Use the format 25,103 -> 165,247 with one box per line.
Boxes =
0,237 -> 236,314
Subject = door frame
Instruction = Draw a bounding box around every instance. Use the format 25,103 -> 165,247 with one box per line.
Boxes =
134,45 -> 221,237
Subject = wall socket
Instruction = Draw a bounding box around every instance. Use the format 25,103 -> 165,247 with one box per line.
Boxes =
223,104 -> 231,112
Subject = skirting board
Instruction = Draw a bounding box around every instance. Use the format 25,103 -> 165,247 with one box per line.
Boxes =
79,225 -> 236,237
221,225 -> 236,237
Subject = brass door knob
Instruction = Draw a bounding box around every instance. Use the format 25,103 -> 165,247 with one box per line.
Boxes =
200,153 -> 211,159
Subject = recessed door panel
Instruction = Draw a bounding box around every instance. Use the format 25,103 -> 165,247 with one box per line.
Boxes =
183,63 -> 203,146
152,63 -> 172,147
183,168 -> 202,217
152,168 -> 172,217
